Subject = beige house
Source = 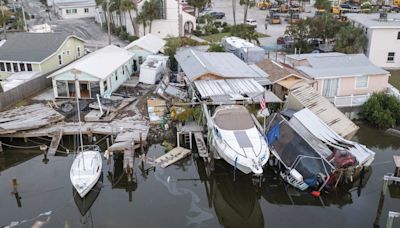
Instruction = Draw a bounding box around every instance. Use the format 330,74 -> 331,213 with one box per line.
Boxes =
286,53 -> 390,107
256,59 -> 309,100
0,33 -> 85,80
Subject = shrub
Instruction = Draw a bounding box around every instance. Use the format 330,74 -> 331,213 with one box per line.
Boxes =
360,92 -> 400,128
208,43 -> 225,52
222,25 -> 232,33
211,27 -> 219,34
192,29 -> 203,36
119,31 -> 129,40
127,35 -> 138,42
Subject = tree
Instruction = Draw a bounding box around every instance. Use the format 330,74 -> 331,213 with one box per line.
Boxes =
239,0 -> 256,23
314,0 -> 331,11
285,18 -> 312,53
142,0 -> 161,33
187,0 -> 210,18
309,13 -> 341,42
137,11 -> 148,35
243,28 -> 260,45
208,43 -> 225,52
334,24 -> 367,54
360,92 -> 400,128
0,3 -> 11,39
232,0 -> 237,25
120,0 -> 138,36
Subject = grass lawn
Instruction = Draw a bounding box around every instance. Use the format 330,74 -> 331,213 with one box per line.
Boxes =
199,32 -> 269,42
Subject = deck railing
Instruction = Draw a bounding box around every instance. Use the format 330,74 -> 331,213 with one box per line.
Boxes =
387,84 -> 400,100
333,94 -> 371,108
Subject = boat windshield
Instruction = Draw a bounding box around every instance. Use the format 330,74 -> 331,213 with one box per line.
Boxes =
214,106 -> 254,130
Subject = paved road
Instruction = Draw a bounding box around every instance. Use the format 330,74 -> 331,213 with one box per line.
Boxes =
212,0 -> 317,47
22,0 -> 127,49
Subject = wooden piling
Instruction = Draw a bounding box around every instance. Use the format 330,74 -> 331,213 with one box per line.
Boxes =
106,137 -> 110,150
12,178 -> 18,194
0,141 -> 3,152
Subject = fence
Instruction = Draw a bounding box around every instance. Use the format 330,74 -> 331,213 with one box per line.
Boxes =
0,74 -> 52,111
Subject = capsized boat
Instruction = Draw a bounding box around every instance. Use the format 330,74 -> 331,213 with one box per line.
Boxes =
206,105 -> 270,175
70,145 -> 103,198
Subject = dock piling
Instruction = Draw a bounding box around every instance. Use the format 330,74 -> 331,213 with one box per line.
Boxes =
12,178 -> 18,194
0,141 -> 3,152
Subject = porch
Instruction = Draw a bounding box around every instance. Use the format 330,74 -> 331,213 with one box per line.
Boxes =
330,94 -> 371,108
54,80 -> 101,99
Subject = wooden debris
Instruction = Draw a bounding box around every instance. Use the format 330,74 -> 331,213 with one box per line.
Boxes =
47,129 -> 63,155
154,147 -> 191,168
0,103 -> 65,135
86,98 -> 136,122
194,132 -> 209,161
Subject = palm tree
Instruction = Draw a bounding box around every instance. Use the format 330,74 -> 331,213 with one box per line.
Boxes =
142,0 -> 160,33
232,0 -> 236,25
120,0 -> 138,36
187,0 -> 209,18
244,28 -> 260,45
334,25 -> 368,54
137,11 -> 148,35
239,0 -> 256,23
0,3 -> 11,39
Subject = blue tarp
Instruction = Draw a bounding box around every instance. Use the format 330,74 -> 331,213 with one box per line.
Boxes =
266,123 -> 281,144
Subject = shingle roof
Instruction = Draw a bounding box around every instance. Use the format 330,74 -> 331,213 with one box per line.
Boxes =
295,54 -> 389,79
125,34 -> 166,54
49,45 -> 134,80
175,49 -> 262,81
256,59 -> 305,83
0,32 -> 84,62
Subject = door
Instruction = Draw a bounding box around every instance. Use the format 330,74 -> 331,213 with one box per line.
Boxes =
322,79 -> 339,98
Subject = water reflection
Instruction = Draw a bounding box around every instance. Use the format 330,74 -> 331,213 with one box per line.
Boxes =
73,172 -> 103,227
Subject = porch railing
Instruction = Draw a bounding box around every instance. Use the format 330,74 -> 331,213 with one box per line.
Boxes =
387,84 -> 400,100
333,94 -> 371,108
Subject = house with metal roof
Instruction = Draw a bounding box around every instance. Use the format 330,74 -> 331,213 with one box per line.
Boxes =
255,59 -> 309,100
55,0 -> 97,19
175,49 -> 265,82
346,13 -> 400,69
125,34 -> 166,72
48,45 -> 135,99
0,32 -> 85,80
291,53 -> 390,108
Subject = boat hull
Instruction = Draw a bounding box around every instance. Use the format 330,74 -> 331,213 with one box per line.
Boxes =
70,150 -> 103,198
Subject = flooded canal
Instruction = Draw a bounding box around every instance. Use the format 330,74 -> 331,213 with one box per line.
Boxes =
0,123 -> 399,228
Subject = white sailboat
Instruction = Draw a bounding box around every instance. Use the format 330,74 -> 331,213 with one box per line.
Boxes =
205,105 -> 270,175
70,73 -> 103,198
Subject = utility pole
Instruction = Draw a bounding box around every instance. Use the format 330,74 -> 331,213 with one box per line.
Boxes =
232,0 -> 236,26
1,0 -> 6,39
20,0 -> 27,32
106,0 -> 111,45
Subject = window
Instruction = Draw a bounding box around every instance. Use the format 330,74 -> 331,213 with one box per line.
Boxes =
19,63 -> 25,71
388,52 -> 395,62
56,81 -> 67,97
84,8 -> 89,13
6,62 -> 11,72
0,62 -> 4,71
356,75 -> 368,89
58,54 -> 63,65
66,50 -> 70,56
115,72 -> 118,81
13,63 -> 18,72
26,63 -> 32,71
138,56 -> 143,64
103,80 -> 108,92
66,9 -> 71,14
398,31 -> 400,39
122,67 -> 125,75
72,9 -> 77,13
77,47 -> 81,57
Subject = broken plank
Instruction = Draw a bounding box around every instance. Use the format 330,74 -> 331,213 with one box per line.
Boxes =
194,132 -> 208,160
154,147 -> 191,168
48,129 -> 63,155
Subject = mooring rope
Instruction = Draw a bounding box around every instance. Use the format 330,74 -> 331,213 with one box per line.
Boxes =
1,142 -> 42,149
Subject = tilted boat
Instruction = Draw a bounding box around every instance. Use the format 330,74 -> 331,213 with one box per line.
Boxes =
70,145 -> 103,198
205,105 -> 270,175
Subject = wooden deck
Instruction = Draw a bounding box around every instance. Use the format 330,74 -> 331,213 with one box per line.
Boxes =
0,103 -> 65,135
154,147 -> 191,168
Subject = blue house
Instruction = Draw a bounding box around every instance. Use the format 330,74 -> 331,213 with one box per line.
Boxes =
49,45 -> 135,99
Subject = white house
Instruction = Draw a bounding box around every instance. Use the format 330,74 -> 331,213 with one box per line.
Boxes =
55,0 -> 97,19
125,34 -> 166,72
49,45 -> 135,99
96,0 -> 196,38
347,13 -> 400,69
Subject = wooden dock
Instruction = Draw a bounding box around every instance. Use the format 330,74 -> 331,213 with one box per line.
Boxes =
194,132 -> 209,162
154,147 -> 191,168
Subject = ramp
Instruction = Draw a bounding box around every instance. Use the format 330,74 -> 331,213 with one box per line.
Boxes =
194,132 -> 209,161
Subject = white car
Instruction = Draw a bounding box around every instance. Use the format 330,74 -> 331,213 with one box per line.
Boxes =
246,19 -> 257,26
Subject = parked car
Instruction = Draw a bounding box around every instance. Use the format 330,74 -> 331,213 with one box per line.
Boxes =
245,19 -> 257,26
209,11 -> 225,19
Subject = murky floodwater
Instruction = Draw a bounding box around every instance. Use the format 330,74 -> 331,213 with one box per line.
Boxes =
0,123 -> 399,228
